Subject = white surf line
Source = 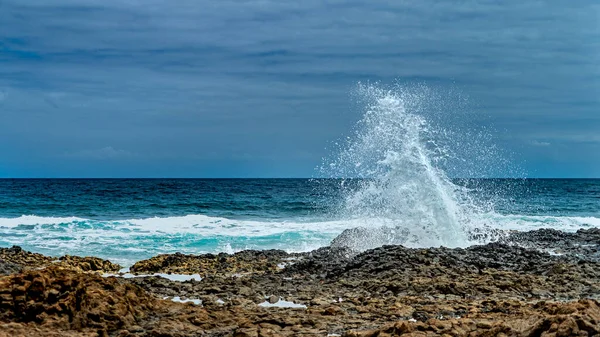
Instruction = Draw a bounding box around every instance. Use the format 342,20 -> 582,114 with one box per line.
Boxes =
102,272 -> 202,282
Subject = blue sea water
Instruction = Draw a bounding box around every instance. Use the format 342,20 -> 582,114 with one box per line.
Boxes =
0,178 -> 599,266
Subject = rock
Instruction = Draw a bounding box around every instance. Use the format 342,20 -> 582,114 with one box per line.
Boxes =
57,255 -> 122,273
0,246 -> 121,274
3,228 -> 600,336
0,246 -> 52,268
239,286 -> 253,296
0,266 -> 156,332
235,328 -> 259,337
0,259 -> 21,276
283,246 -> 353,277
330,227 -> 410,252
130,250 -> 291,275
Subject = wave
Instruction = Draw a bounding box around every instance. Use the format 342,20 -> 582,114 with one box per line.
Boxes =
314,84 -> 600,250
1,84 -> 598,264
0,213 -> 598,266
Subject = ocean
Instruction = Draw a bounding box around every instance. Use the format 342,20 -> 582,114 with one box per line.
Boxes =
0,178 -> 599,266
1,86 -> 598,266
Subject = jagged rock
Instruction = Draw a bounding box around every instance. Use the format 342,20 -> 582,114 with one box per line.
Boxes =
0,259 -> 21,276
0,266 -> 156,332
3,228 -> 600,336
130,249 -> 291,275
57,255 -> 122,273
0,246 -> 52,268
0,246 -> 122,274
330,227 -> 410,251
343,300 -> 600,337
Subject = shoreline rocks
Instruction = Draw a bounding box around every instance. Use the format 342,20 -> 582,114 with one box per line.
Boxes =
1,228 -> 600,336
130,249 -> 292,276
0,246 -> 122,274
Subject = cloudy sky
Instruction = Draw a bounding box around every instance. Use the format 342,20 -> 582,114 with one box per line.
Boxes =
1,0 -> 599,178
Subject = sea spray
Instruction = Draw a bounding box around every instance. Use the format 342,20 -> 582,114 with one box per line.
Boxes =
322,83 -> 493,249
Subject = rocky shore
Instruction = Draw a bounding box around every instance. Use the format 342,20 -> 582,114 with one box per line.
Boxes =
1,228 -> 599,336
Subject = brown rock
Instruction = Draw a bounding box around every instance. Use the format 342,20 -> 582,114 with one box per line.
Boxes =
0,246 -> 52,268
57,255 -> 122,273
0,266 -> 155,333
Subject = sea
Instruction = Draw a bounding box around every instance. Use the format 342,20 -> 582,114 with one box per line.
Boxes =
1,179 -> 598,267
1,85 -> 599,266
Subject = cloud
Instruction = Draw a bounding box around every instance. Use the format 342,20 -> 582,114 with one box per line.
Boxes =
0,0 -> 598,177
63,147 -> 136,160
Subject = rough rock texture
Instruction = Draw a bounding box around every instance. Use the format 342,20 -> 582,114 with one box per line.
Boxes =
0,259 -> 21,276
0,266 -> 208,336
130,249 -> 291,276
504,228 -> 600,262
2,228 -> 600,336
57,255 -> 122,273
330,227 -> 411,251
0,246 -> 52,269
0,266 -> 155,332
0,246 -> 122,274
343,300 -> 600,337
3,266 -> 599,337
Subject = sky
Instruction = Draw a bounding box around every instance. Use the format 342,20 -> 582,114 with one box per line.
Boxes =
0,0 -> 599,178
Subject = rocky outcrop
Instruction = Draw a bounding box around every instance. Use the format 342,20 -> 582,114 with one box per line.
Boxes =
0,259 -> 21,276
57,255 -> 122,273
0,266 -> 211,336
2,228 -> 600,336
130,249 -> 291,276
503,228 -> 600,261
0,266 -> 155,330
0,246 -> 52,268
343,300 -> 600,336
330,226 -> 410,251
0,246 -> 122,274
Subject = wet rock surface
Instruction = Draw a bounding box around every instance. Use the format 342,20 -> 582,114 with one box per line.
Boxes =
504,228 -> 600,261
0,245 -> 122,274
2,228 -> 600,336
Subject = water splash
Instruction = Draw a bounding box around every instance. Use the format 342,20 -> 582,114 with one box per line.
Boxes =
322,83 -> 493,249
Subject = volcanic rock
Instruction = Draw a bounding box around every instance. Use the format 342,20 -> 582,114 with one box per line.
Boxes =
130,249 -> 291,275
57,255 -> 122,273
0,246 -> 52,269
0,259 -> 21,276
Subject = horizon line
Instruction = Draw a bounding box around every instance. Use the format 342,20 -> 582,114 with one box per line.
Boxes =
1,177 -> 599,180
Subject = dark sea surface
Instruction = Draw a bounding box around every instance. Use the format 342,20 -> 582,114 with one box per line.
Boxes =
0,178 -> 598,266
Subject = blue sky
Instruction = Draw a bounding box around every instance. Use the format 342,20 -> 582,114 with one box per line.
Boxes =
0,0 -> 599,178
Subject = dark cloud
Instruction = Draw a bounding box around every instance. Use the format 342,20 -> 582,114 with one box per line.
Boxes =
0,0 -> 599,177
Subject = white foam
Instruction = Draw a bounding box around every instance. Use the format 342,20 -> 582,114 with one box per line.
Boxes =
0,215 -> 87,228
471,213 -> 600,232
320,85 -> 487,248
103,273 -> 202,282
167,296 -> 202,305
1,212 -> 599,265
0,214 -> 367,237
258,298 -> 307,309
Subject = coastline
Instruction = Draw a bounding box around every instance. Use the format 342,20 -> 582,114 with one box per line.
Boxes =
1,228 -> 599,336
